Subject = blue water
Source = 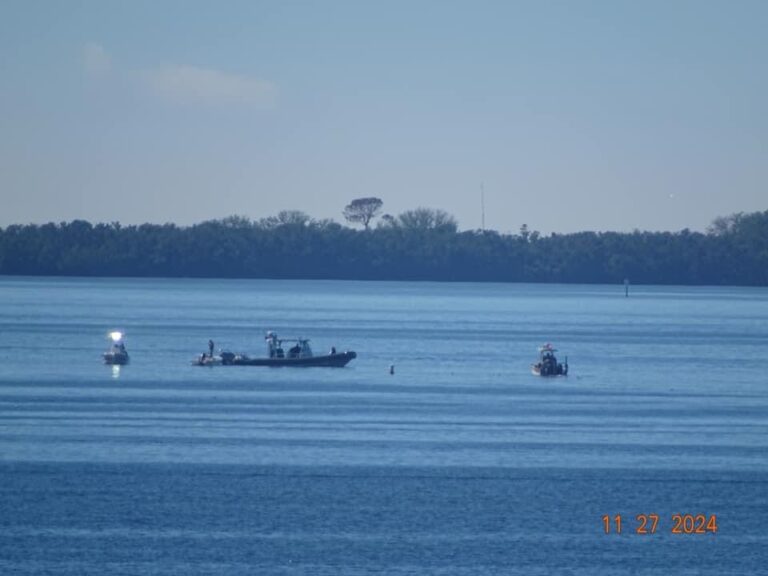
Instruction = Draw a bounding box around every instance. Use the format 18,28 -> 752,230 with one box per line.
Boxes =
1,277 -> 767,574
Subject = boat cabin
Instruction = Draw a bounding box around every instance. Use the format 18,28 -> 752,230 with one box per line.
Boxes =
266,331 -> 313,359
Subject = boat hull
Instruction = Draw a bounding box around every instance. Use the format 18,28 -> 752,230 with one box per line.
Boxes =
103,352 -> 129,365
531,363 -> 567,377
230,351 -> 357,367
194,351 -> 357,367
192,355 -> 222,366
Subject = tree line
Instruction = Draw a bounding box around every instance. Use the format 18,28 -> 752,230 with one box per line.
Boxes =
0,206 -> 766,286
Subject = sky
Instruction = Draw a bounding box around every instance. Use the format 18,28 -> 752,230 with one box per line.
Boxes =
1,0 -> 766,234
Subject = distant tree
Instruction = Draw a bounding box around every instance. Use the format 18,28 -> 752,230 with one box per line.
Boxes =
276,210 -> 311,226
396,208 -> 458,233
343,197 -> 383,230
217,215 -> 252,229
259,210 -> 311,229
313,218 -> 344,231
707,213 -> 741,236
377,214 -> 397,228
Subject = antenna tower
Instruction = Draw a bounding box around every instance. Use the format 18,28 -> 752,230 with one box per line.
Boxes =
481,183 -> 485,231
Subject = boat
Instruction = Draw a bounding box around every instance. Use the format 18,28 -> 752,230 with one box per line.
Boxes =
192,339 -> 223,366
192,331 -> 357,367
531,343 -> 567,376
192,353 -> 223,367
103,331 -> 130,365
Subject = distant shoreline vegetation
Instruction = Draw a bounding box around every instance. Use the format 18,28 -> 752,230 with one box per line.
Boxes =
0,207 -> 766,286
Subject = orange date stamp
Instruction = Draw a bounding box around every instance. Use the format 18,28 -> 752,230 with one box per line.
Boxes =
602,514 -> 718,535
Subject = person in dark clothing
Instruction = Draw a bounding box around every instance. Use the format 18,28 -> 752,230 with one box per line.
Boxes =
208,339 -> 214,357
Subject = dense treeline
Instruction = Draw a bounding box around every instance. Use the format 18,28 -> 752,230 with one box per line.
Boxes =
0,209 -> 766,286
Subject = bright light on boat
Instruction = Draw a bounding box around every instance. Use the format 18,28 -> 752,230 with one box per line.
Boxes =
109,331 -> 123,342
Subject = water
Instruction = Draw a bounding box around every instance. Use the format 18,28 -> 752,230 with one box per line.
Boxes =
1,277 -> 767,574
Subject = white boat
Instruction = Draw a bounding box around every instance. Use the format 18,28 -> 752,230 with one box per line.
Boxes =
103,331 -> 129,365
531,343 -> 567,376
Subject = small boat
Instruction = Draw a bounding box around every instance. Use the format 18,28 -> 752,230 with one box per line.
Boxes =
192,331 -> 357,368
531,343 -> 567,376
192,339 -> 222,366
103,331 -> 129,365
192,353 -> 223,367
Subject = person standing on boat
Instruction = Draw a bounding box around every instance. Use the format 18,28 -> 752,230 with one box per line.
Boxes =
208,339 -> 214,358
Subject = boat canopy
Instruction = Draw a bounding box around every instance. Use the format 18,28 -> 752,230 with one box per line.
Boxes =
265,332 -> 313,358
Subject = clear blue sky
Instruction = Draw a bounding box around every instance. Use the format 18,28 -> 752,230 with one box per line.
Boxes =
1,0 -> 766,233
